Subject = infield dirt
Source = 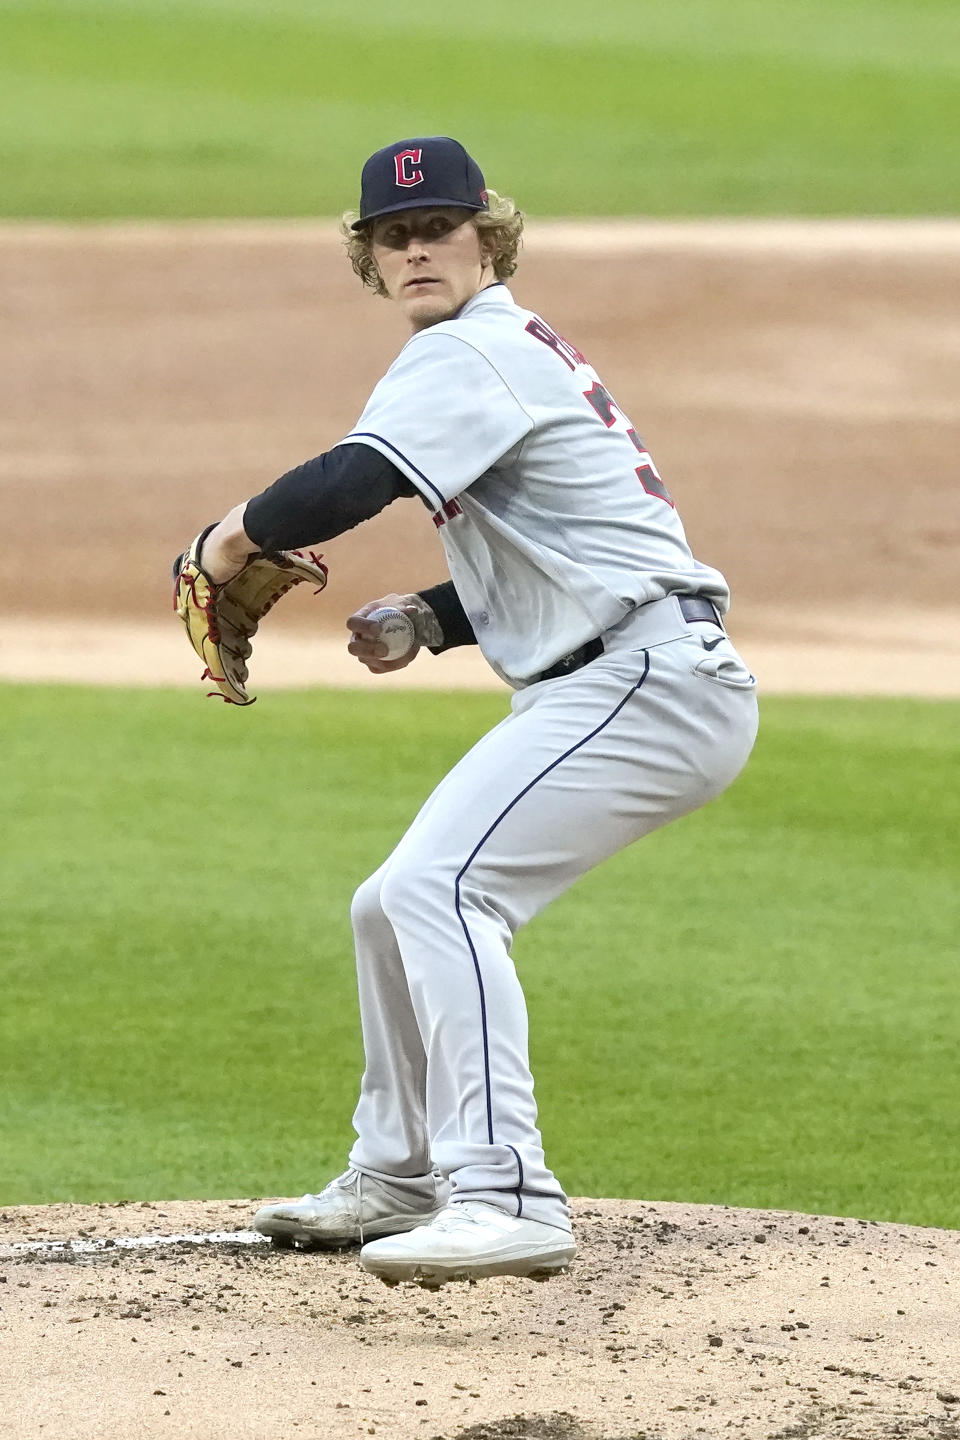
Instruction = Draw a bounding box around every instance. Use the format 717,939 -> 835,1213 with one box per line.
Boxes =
1,220 -> 958,692
1,223 -> 958,1438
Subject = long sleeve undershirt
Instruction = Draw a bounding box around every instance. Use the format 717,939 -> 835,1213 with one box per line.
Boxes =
241,441 -> 477,652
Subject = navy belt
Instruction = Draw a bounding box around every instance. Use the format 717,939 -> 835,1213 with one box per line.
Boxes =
676,595 -> 723,627
535,595 -> 723,683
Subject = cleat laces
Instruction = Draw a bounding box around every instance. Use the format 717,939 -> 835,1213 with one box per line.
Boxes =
428,1207 -> 476,1233
304,1167 -> 367,1242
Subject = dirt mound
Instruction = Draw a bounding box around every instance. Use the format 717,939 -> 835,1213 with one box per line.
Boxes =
3,1195 -> 958,1440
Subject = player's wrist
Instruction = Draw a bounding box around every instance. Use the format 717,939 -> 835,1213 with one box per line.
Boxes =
400,594 -> 444,649
201,505 -> 260,584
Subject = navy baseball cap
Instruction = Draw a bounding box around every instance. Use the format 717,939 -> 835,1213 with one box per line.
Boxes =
351,136 -> 489,231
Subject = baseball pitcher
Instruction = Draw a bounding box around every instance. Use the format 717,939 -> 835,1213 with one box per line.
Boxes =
176,137 -> 759,1288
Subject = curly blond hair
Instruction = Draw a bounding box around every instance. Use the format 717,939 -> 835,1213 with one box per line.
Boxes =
340,190 -> 524,299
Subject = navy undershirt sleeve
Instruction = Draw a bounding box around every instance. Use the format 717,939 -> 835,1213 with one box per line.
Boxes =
242,442 -> 418,551
418,581 -> 477,653
241,441 -> 478,652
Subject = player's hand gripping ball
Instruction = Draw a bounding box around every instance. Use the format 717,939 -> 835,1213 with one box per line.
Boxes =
365,607 -> 417,661
347,593 -> 432,674
173,526 -> 329,704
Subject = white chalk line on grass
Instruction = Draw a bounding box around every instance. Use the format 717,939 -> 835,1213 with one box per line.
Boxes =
0,1229 -> 267,1261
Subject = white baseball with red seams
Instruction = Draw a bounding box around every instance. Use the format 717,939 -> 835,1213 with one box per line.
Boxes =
365,606 -> 416,661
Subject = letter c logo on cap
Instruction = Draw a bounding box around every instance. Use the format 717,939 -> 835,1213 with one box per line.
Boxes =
394,148 -> 424,188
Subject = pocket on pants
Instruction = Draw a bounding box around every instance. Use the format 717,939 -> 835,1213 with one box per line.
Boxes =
691,640 -> 757,691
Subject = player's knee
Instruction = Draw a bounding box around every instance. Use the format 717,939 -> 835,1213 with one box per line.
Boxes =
378,854 -> 454,930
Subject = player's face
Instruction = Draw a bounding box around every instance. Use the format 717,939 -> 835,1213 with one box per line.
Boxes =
370,208 -> 495,331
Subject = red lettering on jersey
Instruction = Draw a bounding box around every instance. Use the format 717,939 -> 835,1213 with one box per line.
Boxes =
628,432 -> 674,506
432,498 -> 463,529
394,148 -> 424,187
583,381 -> 675,506
583,380 -> 619,427
524,317 -> 587,371
635,461 -> 675,507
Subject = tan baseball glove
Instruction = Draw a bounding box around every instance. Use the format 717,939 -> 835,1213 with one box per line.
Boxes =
173,526 -> 329,705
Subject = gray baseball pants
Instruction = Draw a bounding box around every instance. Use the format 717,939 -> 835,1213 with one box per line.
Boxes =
347,599 -> 759,1229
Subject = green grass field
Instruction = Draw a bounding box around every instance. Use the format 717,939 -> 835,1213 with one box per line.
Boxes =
2,683 -> 957,1228
1,0 -> 957,217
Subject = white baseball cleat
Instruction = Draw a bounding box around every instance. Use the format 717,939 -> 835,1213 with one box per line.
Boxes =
359,1200 -> 577,1287
252,1168 -> 450,1249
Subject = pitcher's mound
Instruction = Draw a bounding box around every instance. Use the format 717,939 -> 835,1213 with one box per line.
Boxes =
2,1195 -> 958,1439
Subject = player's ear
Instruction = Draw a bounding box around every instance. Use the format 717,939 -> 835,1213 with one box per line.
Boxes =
476,226 -> 496,268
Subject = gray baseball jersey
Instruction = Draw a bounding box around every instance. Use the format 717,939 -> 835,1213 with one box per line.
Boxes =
340,283 -> 729,685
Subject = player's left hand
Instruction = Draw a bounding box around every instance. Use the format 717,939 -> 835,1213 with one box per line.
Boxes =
174,531 -> 329,704
195,505 -> 260,586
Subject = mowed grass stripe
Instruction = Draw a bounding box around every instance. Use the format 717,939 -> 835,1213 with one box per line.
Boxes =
0,1 -> 956,217
66,0 -> 960,73
2,685 -> 957,1225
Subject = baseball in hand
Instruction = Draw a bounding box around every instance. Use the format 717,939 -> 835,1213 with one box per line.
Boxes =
366,606 -> 417,661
